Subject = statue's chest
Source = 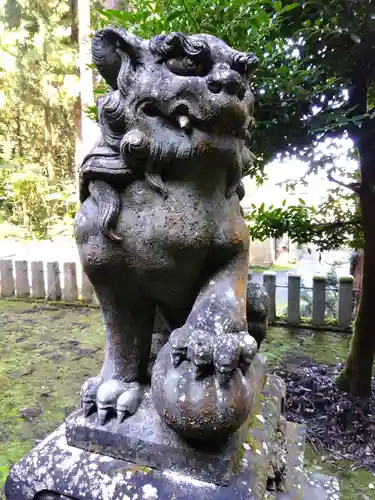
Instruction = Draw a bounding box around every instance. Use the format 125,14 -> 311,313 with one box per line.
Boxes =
116,182 -> 238,252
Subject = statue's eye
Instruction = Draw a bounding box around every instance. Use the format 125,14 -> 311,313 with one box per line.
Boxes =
165,57 -> 207,76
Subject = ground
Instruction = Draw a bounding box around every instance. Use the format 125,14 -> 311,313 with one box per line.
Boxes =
0,299 -> 374,499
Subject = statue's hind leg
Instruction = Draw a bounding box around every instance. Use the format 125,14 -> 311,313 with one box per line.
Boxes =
81,267 -> 155,424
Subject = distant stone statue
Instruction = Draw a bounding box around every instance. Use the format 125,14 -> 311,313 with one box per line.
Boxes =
75,27 -> 267,440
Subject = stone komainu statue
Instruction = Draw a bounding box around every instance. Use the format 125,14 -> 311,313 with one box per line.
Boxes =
75,28 -> 269,440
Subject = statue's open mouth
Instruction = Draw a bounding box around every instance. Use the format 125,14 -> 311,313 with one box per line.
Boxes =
140,100 -> 194,134
138,100 -> 246,139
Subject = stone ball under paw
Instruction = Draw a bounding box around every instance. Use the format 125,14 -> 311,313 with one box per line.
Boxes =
151,342 -> 254,442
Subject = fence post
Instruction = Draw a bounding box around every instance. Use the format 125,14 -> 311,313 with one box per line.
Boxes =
63,262 -> 78,302
92,291 -> 99,306
47,262 -> 62,301
312,275 -> 326,327
287,273 -> 301,325
14,260 -> 30,298
338,276 -> 354,328
0,259 -> 14,297
31,261 -> 45,299
81,271 -> 94,303
263,271 -> 276,323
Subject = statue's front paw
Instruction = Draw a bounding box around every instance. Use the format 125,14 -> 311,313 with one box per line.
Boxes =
80,376 -> 142,425
170,326 -> 257,384
213,333 -> 257,385
97,380 -> 142,425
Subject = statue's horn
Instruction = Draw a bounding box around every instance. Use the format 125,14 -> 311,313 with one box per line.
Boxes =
92,28 -> 142,89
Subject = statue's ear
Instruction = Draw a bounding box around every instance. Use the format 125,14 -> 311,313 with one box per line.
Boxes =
92,28 -> 142,90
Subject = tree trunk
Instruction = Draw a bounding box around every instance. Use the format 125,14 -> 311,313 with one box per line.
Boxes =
44,101 -> 55,182
74,96 -> 83,192
76,0 -> 95,196
336,245 -> 375,396
336,119 -> 375,397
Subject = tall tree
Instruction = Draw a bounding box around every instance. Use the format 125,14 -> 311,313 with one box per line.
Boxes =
77,0 -> 95,159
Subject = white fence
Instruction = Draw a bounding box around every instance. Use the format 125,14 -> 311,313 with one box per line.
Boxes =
0,260 -> 355,330
254,271 -> 355,329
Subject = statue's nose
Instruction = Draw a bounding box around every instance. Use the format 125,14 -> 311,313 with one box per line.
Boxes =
206,68 -> 246,99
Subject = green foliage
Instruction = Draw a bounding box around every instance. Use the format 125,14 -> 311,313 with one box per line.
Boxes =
247,196 -> 362,251
0,165 -> 76,239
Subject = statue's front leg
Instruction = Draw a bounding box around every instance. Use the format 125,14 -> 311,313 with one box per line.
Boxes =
151,250 -> 260,441
173,252 -> 256,378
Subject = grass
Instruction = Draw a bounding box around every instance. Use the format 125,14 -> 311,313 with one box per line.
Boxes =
0,300 -> 103,488
0,300 -> 374,498
304,444 -> 375,499
249,264 -> 294,273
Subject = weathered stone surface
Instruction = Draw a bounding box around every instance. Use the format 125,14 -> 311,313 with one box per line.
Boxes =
276,473 -> 340,500
6,374 -> 285,500
275,423 -> 341,500
66,356 -> 267,486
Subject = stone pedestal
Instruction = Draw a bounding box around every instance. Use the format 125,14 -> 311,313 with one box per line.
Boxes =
5,374 -> 283,500
4,373 -> 339,500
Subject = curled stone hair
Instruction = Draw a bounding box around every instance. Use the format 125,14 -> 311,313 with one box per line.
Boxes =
149,32 -> 210,62
98,91 -> 128,150
231,51 -> 259,77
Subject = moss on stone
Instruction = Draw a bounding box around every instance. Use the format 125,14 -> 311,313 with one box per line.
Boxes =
304,443 -> 375,500
262,326 -> 352,368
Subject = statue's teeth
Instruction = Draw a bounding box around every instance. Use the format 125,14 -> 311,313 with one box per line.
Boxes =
177,115 -> 191,130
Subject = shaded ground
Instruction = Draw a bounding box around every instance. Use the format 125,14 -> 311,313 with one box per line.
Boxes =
0,301 -> 103,487
275,360 -> 375,470
0,300 -> 374,498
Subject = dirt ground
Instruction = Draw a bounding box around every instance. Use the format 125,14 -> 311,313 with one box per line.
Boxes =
0,300 -> 374,498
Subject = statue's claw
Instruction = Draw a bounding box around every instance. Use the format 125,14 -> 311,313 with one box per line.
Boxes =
116,382 -> 142,423
169,325 -> 194,366
187,331 -> 214,368
213,332 -> 257,384
80,376 -> 102,417
97,408 -> 109,426
82,401 -> 96,418
238,332 -> 258,372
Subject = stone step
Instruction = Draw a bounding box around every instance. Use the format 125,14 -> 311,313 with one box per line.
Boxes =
283,421 -> 306,497
275,422 -> 340,500
302,472 -> 340,500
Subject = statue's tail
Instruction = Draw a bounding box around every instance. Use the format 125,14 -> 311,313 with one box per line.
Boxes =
88,180 -> 122,242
